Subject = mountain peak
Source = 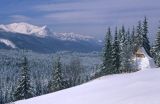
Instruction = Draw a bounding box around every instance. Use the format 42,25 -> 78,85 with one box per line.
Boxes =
53,32 -> 94,41
0,22 -> 48,37
0,22 -> 98,42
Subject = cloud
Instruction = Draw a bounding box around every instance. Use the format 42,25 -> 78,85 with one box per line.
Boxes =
43,11 -> 107,24
9,15 -> 31,22
34,0 -> 160,24
1,0 -> 158,39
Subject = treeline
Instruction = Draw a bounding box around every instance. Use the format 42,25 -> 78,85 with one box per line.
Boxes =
152,25 -> 160,66
99,17 -> 159,76
12,56 -> 87,102
1,17 -> 160,104
0,52 -> 99,104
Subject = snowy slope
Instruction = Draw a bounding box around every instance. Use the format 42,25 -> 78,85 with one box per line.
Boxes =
0,38 -> 16,48
0,22 -> 48,37
15,68 -> 160,104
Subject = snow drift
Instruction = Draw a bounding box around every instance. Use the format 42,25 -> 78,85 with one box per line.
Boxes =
0,38 -> 16,48
15,68 -> 160,104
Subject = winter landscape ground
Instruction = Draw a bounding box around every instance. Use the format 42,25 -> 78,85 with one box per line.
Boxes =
14,49 -> 159,104
0,0 -> 160,104
15,67 -> 160,104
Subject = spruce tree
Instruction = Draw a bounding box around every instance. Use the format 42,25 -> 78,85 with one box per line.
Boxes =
112,27 -> 120,73
14,56 -> 33,101
153,25 -> 160,66
124,30 -> 134,72
102,27 -> 113,75
48,57 -> 64,92
131,26 -> 136,52
142,17 -> 151,56
119,26 -> 126,71
119,26 -> 133,72
135,21 -> 143,48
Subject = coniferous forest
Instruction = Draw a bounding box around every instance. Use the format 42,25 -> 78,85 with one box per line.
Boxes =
0,17 -> 160,104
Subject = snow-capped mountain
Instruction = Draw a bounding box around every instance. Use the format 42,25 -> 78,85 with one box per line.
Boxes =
0,23 -> 102,53
0,22 -> 97,42
0,22 -> 49,37
53,32 -> 94,41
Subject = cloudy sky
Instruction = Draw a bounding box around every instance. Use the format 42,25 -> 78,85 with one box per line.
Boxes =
0,0 -> 160,39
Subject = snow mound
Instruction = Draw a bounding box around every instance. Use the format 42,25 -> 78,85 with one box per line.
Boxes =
134,47 -> 156,70
0,38 -> 16,48
0,22 -> 49,37
15,68 -> 160,104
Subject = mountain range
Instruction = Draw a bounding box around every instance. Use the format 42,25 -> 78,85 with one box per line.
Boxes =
0,22 -> 102,53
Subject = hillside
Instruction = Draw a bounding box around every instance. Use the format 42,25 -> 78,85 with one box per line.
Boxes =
15,68 -> 160,104
0,31 -> 102,53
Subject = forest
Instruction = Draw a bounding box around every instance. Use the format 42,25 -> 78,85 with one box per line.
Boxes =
0,17 -> 160,104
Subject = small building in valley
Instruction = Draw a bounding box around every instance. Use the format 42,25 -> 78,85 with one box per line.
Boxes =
133,47 -> 156,70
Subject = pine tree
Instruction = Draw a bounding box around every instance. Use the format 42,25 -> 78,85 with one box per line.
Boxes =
68,57 -> 84,86
48,57 -> 64,92
135,21 -> 143,48
124,30 -> 134,72
131,26 -> 136,52
119,26 -> 133,72
142,17 -> 151,57
119,26 -> 126,72
14,56 -> 33,101
102,27 -> 113,75
153,25 -> 160,66
112,27 -> 120,73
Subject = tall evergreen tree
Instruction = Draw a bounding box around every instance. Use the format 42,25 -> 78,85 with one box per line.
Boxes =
119,26 -> 133,72
14,56 -> 33,101
124,30 -> 134,72
48,57 -> 64,92
102,27 -> 113,75
153,25 -> 160,66
68,57 -> 84,86
135,21 -> 143,48
142,17 -> 151,56
131,26 -> 136,52
112,27 -> 120,73
119,26 -> 125,72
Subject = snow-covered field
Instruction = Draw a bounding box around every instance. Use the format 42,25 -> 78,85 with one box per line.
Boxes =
15,68 -> 160,104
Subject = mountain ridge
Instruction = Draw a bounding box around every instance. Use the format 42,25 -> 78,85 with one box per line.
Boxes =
0,30 -> 102,53
0,22 -> 98,42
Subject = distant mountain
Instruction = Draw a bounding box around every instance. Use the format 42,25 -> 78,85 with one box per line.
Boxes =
0,22 -> 102,53
0,22 -> 100,42
0,22 -> 49,37
53,32 -> 95,41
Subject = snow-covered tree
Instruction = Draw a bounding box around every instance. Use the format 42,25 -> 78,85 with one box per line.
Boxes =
112,27 -> 120,73
135,21 -> 143,48
13,56 -> 33,101
119,26 -> 134,72
142,17 -> 151,57
153,25 -> 160,66
67,57 -> 84,86
48,57 -> 64,92
102,27 -> 113,75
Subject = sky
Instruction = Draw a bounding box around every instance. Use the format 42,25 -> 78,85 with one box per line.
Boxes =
0,0 -> 160,40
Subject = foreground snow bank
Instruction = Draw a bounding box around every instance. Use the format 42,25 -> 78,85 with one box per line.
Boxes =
15,68 -> 160,104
